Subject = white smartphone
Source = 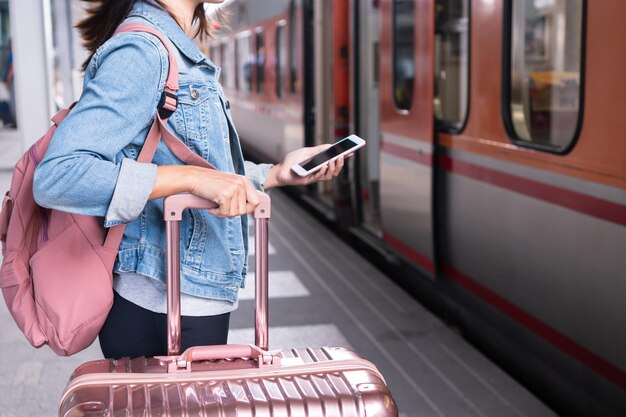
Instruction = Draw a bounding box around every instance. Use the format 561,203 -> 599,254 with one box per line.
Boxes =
291,134 -> 366,177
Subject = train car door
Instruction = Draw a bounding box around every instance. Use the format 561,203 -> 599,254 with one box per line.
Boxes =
379,0 -> 436,278
308,0 -> 351,221
349,0 -> 382,238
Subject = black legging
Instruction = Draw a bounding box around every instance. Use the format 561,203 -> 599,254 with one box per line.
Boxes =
99,291 -> 230,359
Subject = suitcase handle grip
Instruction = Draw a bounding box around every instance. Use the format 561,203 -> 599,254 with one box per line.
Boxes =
174,343 -> 280,370
164,192 -> 271,221
164,192 -> 271,356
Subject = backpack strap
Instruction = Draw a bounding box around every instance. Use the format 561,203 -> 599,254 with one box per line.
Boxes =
113,23 -> 179,119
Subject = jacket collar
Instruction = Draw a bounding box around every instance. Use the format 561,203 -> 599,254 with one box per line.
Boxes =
128,0 -> 213,67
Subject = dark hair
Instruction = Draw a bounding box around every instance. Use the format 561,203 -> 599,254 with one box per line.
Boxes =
77,0 -> 214,71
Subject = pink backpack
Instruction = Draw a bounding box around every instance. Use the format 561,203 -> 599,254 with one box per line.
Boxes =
0,24 -> 214,356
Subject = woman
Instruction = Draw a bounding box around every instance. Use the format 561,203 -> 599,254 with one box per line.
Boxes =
33,0 -> 344,359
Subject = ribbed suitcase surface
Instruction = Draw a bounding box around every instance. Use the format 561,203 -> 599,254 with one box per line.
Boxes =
60,347 -> 396,417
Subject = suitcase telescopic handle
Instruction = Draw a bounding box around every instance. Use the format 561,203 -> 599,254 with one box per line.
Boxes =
164,193 -> 271,356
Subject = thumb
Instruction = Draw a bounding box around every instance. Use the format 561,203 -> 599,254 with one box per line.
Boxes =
311,143 -> 332,153
300,144 -> 331,160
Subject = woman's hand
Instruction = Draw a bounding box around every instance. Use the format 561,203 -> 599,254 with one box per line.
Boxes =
263,144 -> 346,189
150,166 -> 260,217
189,168 -> 260,217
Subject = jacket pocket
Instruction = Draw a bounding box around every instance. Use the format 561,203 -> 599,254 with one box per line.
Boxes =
171,83 -> 214,160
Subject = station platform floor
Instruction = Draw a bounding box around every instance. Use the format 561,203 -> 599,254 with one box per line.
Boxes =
0,167 -> 558,416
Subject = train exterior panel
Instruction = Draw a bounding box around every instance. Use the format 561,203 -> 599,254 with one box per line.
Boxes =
207,0 -> 626,415
441,147 -> 626,368
379,135 -> 435,273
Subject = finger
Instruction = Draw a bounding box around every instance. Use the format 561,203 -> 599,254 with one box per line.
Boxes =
238,180 -> 246,215
211,194 -> 226,217
299,144 -> 332,164
333,156 -> 345,176
323,160 -> 336,181
243,178 -> 260,214
208,208 -> 223,217
229,186 -> 239,217
219,189 -> 232,217
312,143 -> 332,153
308,164 -> 328,184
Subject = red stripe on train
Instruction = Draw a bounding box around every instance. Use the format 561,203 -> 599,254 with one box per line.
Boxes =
383,232 -> 435,273
381,143 -> 626,226
439,155 -> 626,227
381,141 -> 433,167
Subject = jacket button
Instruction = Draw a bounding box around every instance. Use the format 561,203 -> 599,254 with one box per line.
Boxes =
191,89 -> 200,100
226,100 -> 230,109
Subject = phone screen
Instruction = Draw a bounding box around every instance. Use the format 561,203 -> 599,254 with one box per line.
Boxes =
301,138 -> 359,171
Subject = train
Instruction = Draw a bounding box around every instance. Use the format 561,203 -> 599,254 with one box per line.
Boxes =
204,1 -> 626,416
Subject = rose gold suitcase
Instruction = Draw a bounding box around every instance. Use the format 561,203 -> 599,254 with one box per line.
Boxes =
58,193 -> 398,417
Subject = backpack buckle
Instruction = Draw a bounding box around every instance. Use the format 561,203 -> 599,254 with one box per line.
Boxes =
158,90 -> 178,119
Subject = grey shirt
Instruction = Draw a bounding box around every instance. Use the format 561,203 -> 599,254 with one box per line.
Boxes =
113,273 -> 238,316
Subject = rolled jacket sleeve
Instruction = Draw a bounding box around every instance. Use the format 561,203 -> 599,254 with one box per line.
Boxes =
33,33 -> 167,225
104,158 -> 157,227
244,161 -> 273,191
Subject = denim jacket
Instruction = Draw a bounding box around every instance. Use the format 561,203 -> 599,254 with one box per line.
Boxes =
33,0 -> 272,303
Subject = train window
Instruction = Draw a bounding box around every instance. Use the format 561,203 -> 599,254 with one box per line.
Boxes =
255,30 -> 265,94
504,0 -> 585,153
236,34 -> 252,93
434,0 -> 470,132
276,23 -> 287,99
393,0 -> 416,111
288,0 -> 297,94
